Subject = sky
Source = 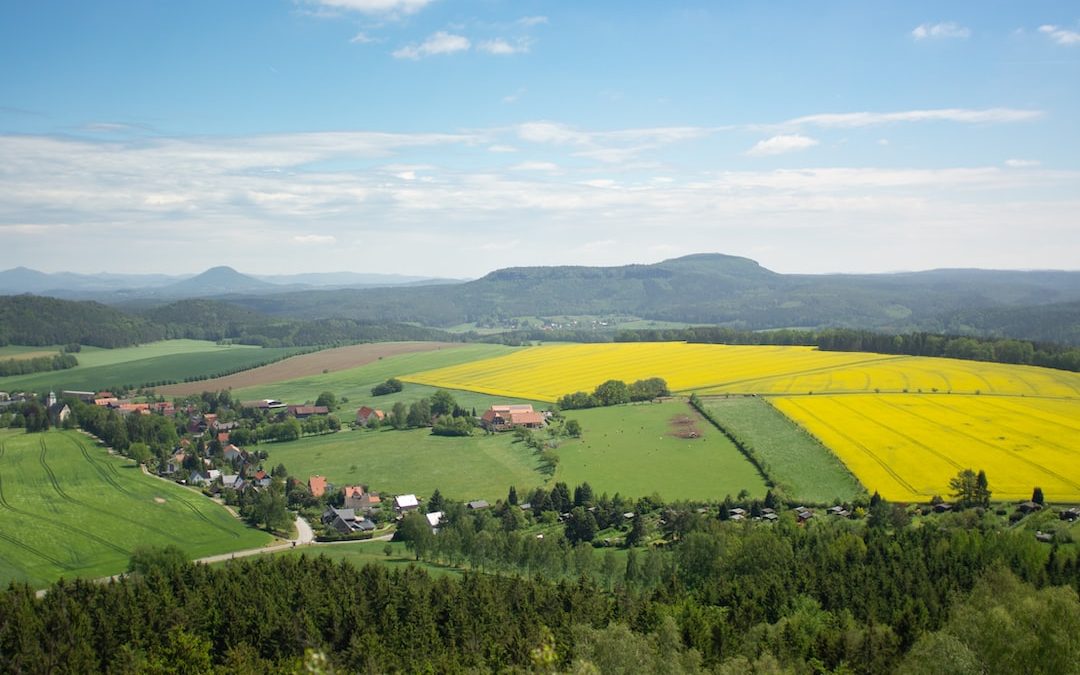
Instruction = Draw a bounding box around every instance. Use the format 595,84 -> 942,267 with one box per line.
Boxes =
1,1 -> 1079,277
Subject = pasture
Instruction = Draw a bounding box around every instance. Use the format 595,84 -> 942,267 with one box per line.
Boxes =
772,394 -> 1080,503
0,339 -> 304,393
556,400 -> 768,502
262,427 -> 544,503
0,429 -> 272,587
700,397 -> 862,503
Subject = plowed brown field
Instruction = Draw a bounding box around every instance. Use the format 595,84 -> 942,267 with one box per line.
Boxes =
153,342 -> 460,396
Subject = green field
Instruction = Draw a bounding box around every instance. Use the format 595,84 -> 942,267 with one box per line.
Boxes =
555,400 -> 769,502
264,541 -> 463,578
0,430 -> 272,587
0,339 -> 305,393
232,343 -> 544,411
263,427 -> 545,502
700,396 -> 863,503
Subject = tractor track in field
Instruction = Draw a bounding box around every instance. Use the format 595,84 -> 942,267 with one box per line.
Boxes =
781,395 -> 915,494
71,433 -> 240,539
73,437 -> 129,495
39,439 -> 75,502
0,474 -> 79,569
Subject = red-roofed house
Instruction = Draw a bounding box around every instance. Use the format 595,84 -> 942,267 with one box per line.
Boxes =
343,485 -> 367,510
309,475 -> 327,498
481,404 -> 545,432
356,406 -> 385,426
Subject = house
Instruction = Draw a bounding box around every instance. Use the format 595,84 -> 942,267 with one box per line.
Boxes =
354,492 -> 382,511
1016,501 -> 1043,514
222,444 -> 245,462
394,494 -> 419,512
207,469 -> 222,483
321,507 -> 377,536
426,511 -> 444,531
730,507 -> 747,517
827,505 -> 850,517
356,406 -> 385,426
288,405 -> 329,419
1035,531 -> 1055,544
117,403 -> 151,416
466,500 -> 490,511
933,503 -> 953,514
763,512 -> 779,521
342,485 -> 367,511
62,390 -> 96,403
1060,508 -> 1080,522
480,404 -> 545,432
189,471 -> 209,486
793,506 -> 814,522
217,432 -> 231,444
221,475 -> 242,490
309,475 -> 328,498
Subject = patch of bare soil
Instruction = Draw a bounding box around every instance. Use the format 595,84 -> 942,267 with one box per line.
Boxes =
153,342 -> 460,396
669,413 -> 705,439
153,497 -> 166,504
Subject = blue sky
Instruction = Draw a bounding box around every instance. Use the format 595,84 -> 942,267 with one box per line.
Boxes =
1,0 -> 1078,276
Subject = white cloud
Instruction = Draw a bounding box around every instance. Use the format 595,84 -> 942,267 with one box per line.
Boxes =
392,31 -> 470,59
912,22 -> 971,40
478,38 -> 531,55
877,138 -> 890,146
746,134 -> 819,157
488,144 -> 517,153
293,234 -> 337,244
395,170 -> 417,180
1038,24 -> 1080,45
1005,158 -> 1041,168
3,126 -> 1079,276
308,0 -> 433,16
779,107 -> 1042,129
517,16 -> 548,27
350,31 -> 375,44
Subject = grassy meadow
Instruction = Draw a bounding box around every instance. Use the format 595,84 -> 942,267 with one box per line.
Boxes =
555,400 -> 768,502
262,426 -> 544,503
700,396 -> 862,503
0,429 -> 272,587
0,339 -> 305,393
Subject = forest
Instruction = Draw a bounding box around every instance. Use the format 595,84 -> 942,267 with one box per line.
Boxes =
2,509 -> 1077,673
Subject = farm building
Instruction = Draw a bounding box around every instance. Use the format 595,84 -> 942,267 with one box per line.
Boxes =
394,494 -> 419,512
356,406 -> 385,426
288,405 -> 329,419
480,404 -> 545,432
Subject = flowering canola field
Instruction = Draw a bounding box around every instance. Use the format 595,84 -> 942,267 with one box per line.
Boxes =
403,342 -> 1080,502
772,395 -> 1080,502
401,343 -> 898,401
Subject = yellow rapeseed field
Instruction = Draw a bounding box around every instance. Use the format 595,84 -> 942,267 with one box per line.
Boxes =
403,342 -> 1080,502
401,342 -> 898,402
772,394 -> 1080,502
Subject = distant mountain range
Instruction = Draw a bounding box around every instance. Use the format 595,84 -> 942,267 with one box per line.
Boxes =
0,266 -> 459,298
3,254 -> 1080,345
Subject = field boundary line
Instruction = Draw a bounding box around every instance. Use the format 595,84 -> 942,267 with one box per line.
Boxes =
776,398 -> 919,497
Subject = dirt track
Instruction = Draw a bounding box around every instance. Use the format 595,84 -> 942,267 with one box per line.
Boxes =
153,342 -> 460,397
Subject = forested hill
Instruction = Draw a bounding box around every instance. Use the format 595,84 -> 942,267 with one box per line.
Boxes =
226,254 -> 1080,342
0,296 -> 165,348
0,296 -> 453,348
5,254 -> 1080,346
